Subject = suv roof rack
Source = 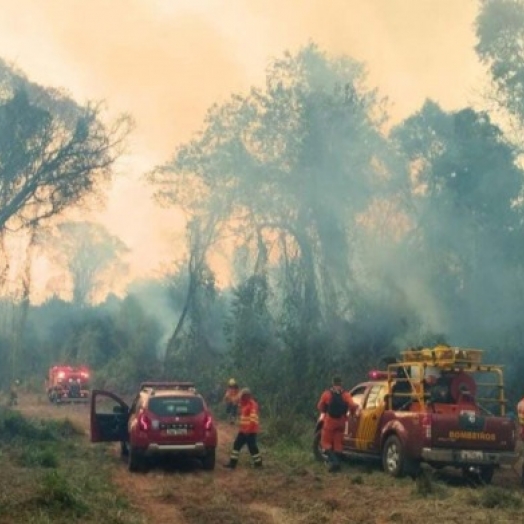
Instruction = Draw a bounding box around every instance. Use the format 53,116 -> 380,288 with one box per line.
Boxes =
139,381 -> 196,392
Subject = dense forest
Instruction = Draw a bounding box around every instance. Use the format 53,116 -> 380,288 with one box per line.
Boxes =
1,0 -> 524,416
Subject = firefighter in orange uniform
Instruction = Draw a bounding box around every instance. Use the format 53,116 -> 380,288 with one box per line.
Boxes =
223,378 -> 240,425
517,396 -> 524,486
317,376 -> 360,472
9,379 -> 20,407
224,388 -> 262,469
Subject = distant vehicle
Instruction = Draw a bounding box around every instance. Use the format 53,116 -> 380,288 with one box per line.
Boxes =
314,346 -> 519,484
47,365 -> 91,404
90,381 -> 218,473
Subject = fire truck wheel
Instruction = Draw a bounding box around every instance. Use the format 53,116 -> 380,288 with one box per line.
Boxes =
479,466 -> 494,484
382,435 -> 407,477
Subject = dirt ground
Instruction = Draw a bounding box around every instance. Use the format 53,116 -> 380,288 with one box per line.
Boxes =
16,394 -> 524,524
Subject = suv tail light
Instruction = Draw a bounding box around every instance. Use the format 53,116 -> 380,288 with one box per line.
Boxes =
421,413 -> 432,439
204,414 -> 213,431
138,413 -> 151,431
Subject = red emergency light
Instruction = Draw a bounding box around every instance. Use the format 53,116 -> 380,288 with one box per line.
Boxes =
368,370 -> 397,380
369,370 -> 387,380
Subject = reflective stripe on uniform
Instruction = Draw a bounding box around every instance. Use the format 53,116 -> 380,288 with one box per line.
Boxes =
239,399 -> 260,433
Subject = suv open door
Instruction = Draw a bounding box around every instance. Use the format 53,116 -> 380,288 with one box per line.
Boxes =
90,389 -> 130,443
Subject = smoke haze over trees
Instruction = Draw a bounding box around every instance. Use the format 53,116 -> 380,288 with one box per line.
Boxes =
2,0 -> 524,413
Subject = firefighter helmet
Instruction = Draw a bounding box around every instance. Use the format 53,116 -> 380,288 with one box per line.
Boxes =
239,387 -> 251,398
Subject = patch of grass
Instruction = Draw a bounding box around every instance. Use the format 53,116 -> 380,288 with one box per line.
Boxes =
260,411 -> 312,447
18,445 -> 59,468
468,486 -> 523,509
0,407 -> 57,442
0,409 -> 144,524
44,417 -> 85,438
270,440 -> 311,468
34,470 -> 88,516
161,487 -> 269,524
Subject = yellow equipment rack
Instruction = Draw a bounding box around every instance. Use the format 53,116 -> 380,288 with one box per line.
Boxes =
401,345 -> 483,367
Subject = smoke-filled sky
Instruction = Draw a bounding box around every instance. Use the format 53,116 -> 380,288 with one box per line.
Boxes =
0,0 -> 485,296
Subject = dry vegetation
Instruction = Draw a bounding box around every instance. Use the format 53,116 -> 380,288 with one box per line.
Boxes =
2,395 -> 523,524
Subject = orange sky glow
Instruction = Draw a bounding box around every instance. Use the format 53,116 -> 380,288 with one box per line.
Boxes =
0,0 -> 485,301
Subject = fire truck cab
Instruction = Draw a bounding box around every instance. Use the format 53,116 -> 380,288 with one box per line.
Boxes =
47,365 -> 91,404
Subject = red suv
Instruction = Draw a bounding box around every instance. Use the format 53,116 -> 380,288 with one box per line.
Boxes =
90,382 -> 217,472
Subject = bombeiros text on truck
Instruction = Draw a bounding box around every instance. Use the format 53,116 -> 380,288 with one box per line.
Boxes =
314,345 -> 519,483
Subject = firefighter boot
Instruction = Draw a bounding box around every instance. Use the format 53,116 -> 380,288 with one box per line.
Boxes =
224,451 -> 238,469
326,451 -> 340,473
252,454 -> 263,468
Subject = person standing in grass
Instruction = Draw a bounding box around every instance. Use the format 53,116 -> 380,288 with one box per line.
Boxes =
317,376 -> 360,472
9,379 -> 20,407
223,378 -> 240,425
223,388 -> 262,469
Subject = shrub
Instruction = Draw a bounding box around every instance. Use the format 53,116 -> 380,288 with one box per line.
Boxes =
0,409 -> 84,444
35,470 -> 88,515
470,486 -> 523,509
18,446 -> 59,469
0,408 -> 56,442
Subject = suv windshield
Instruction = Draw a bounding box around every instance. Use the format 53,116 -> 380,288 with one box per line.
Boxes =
148,396 -> 204,417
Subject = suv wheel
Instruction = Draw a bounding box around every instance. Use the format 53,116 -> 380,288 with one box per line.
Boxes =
202,448 -> 216,470
128,446 -> 146,473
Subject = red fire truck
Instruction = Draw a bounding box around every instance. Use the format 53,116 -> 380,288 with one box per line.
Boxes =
46,365 -> 91,404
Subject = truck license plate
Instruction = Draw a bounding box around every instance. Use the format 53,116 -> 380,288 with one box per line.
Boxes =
166,428 -> 188,436
460,450 -> 483,460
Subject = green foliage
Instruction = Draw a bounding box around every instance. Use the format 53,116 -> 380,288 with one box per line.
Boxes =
468,486 -> 523,509
0,59 -> 131,232
0,411 -> 144,523
35,470 -> 87,515
150,44 -> 413,411
261,409 -> 312,447
4,36 -> 524,421
43,417 -> 85,439
0,408 -> 58,442
226,275 -> 281,398
18,445 -> 59,468
37,221 -> 130,307
392,101 -> 524,347
476,0 -> 524,124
